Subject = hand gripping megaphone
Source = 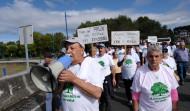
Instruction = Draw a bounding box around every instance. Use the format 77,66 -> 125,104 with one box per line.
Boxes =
30,54 -> 72,92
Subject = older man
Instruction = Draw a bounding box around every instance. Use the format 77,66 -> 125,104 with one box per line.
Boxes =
131,45 -> 179,111
56,37 -> 104,111
95,43 -> 116,111
174,41 -> 189,85
118,45 -> 140,106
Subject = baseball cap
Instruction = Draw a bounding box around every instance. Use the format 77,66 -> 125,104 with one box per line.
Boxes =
97,43 -> 105,48
61,37 -> 85,48
44,52 -> 53,58
162,47 -> 168,50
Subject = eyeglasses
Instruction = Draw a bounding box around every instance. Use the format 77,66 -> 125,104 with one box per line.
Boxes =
127,47 -> 132,48
162,51 -> 168,53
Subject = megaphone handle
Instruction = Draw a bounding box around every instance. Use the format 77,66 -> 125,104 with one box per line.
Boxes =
47,66 -> 54,93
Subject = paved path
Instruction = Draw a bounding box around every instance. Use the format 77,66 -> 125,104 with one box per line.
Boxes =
2,74 -> 190,111
1,58 -> 190,111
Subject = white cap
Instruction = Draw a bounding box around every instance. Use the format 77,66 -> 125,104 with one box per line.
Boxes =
61,37 -> 85,48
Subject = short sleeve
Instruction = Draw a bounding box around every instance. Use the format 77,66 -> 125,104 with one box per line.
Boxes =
170,69 -> 179,89
131,69 -> 141,93
87,60 -> 104,89
134,53 -> 140,63
108,55 -> 115,66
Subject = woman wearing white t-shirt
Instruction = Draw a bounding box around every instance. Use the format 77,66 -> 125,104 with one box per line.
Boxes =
131,45 -> 179,111
161,47 -> 177,71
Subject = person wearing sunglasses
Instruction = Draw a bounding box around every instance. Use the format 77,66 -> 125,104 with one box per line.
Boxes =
118,45 -> 140,106
161,47 -> 177,71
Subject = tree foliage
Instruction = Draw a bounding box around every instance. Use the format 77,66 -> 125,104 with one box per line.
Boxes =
0,32 -> 66,58
75,15 -> 174,46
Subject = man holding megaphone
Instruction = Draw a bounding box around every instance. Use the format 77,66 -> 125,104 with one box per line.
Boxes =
55,37 -> 104,111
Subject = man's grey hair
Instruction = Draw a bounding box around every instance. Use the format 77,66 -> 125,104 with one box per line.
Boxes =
147,45 -> 162,56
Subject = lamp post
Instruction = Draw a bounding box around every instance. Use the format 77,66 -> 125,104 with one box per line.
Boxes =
65,12 -> 71,40
65,12 -> 68,40
52,32 -> 55,59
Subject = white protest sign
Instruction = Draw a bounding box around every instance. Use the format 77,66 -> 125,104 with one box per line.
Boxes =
111,31 -> 140,45
77,25 -> 108,44
148,36 -> 157,43
19,25 -> 33,45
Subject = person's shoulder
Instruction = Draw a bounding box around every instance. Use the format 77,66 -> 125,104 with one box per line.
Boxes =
185,48 -> 189,51
160,64 -> 173,73
136,65 -> 147,73
168,56 -> 175,60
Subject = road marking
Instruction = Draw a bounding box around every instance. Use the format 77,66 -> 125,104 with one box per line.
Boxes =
187,73 -> 190,76
31,102 -> 44,111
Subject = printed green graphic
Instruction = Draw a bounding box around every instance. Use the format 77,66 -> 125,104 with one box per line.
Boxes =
151,82 -> 169,96
143,48 -> 146,51
118,52 -> 121,55
166,64 -> 170,67
125,59 -> 132,65
99,61 -> 105,67
64,82 -> 74,93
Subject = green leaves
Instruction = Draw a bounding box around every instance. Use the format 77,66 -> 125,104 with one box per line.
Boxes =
99,61 -> 105,67
125,59 -> 132,65
151,82 -> 169,96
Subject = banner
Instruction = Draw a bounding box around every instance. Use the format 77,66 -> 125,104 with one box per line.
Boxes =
77,25 -> 108,44
148,36 -> 157,43
111,31 -> 140,45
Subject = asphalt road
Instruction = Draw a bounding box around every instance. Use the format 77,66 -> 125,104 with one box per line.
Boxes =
2,74 -> 190,111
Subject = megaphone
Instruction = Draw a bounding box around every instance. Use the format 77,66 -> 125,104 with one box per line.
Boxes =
30,54 -> 72,92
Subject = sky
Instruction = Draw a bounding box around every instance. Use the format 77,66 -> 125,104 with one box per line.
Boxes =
0,0 -> 190,43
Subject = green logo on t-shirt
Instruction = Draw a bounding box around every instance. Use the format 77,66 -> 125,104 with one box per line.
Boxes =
64,82 -> 74,93
151,82 -> 169,96
166,64 -> 170,67
125,59 -> 132,65
143,48 -> 146,51
118,52 -> 121,55
99,61 -> 105,67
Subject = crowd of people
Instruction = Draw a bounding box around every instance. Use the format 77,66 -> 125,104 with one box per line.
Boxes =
43,38 -> 189,111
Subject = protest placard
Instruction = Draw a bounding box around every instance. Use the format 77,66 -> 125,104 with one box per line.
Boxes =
111,31 -> 140,45
77,25 -> 108,44
148,36 -> 157,43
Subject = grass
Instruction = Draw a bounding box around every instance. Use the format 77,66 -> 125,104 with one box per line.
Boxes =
0,63 -> 37,77
186,44 -> 190,50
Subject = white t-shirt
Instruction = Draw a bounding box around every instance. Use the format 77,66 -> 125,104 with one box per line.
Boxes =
131,64 -> 179,111
167,46 -> 173,57
161,57 -> 177,70
170,45 -> 176,54
119,53 -> 140,79
117,49 -> 125,62
140,45 -> 147,52
142,49 -> 148,65
62,57 -> 104,111
95,54 -> 115,77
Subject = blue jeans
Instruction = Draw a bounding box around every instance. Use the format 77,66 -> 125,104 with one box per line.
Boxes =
45,93 -> 63,111
177,61 -> 188,83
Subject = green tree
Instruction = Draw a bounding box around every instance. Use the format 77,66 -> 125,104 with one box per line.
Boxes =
151,82 -> 169,96
7,45 -> 18,57
99,61 -> 105,67
125,59 -> 132,65
7,41 -> 16,45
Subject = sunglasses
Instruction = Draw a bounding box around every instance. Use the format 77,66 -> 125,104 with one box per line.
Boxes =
162,51 -> 168,53
127,47 -> 132,48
